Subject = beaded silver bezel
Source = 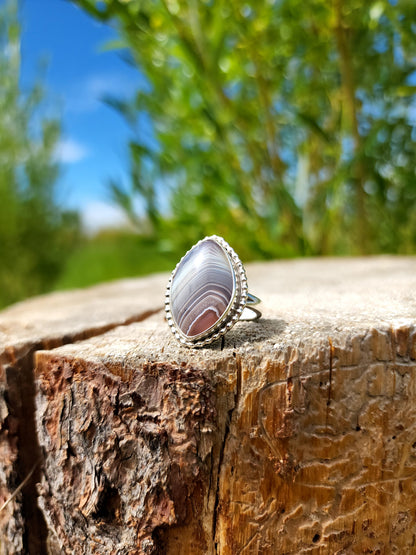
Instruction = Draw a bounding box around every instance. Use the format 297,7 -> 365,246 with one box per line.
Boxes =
165,235 -> 248,348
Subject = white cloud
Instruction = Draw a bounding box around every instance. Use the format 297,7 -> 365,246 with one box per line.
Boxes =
81,201 -> 129,234
65,71 -> 148,115
54,138 -> 90,164
87,74 -> 121,97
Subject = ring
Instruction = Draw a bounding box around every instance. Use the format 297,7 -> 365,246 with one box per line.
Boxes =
165,235 -> 262,347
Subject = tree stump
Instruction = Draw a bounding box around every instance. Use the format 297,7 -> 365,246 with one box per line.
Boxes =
0,277 -> 166,554
1,257 -> 416,554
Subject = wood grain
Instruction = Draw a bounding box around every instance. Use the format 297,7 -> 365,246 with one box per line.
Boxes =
1,257 -> 416,553
0,276 -> 166,555
32,256 -> 416,553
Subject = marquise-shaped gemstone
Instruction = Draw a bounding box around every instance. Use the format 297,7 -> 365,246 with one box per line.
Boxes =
171,239 -> 235,338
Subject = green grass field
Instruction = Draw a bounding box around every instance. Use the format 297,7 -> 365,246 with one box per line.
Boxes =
54,231 -> 183,291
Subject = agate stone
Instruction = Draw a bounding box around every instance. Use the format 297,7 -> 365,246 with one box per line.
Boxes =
170,239 -> 235,338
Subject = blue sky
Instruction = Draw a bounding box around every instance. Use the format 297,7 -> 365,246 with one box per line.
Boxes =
20,0 -> 143,231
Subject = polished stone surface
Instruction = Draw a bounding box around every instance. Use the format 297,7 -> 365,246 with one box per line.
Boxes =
171,239 -> 235,338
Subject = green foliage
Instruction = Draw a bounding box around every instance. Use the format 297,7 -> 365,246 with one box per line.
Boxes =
54,231 -> 183,290
0,0 -> 80,309
75,0 -> 416,257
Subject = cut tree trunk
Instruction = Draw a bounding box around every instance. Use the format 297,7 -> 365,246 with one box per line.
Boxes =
1,257 -> 416,554
0,276 -> 166,555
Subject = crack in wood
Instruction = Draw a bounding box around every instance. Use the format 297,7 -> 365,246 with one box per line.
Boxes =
326,337 -> 334,429
1,307 -> 161,554
8,346 -> 49,554
207,449 -> 214,510
212,356 -> 242,553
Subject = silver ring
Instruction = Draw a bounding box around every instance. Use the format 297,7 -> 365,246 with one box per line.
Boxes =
165,235 -> 262,348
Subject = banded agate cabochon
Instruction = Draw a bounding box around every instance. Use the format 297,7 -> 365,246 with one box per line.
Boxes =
170,239 -> 235,338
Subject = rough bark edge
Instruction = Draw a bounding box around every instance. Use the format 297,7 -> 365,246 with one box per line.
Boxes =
0,308 -> 161,554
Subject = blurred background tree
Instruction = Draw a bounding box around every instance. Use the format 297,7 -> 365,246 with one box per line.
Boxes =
0,0 -> 80,308
1,0 -> 415,309
75,0 -> 416,258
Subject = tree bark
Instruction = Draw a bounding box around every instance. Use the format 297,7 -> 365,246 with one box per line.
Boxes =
1,257 -> 416,553
0,276 -> 166,555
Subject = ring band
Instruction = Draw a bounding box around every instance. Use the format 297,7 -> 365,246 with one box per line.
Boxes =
247,292 -> 261,305
165,235 -> 262,347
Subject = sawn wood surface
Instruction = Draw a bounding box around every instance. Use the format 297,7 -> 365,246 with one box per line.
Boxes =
1,256 -> 415,554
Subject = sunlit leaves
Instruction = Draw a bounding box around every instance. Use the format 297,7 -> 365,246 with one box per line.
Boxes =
75,0 -> 416,256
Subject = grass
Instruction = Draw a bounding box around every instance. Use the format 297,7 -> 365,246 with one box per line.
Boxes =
54,231 -> 183,291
